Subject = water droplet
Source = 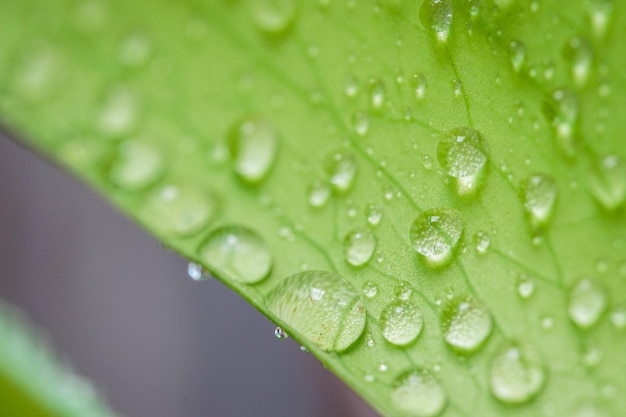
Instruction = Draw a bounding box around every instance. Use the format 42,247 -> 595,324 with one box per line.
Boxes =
391,369 -> 446,417
394,281 -> 413,301
541,316 -> 554,330
517,275 -> 535,299
252,0 -> 296,34
550,89 -> 579,156
109,141 -> 163,190
581,345 -> 602,368
352,111 -> 370,136
118,32 -> 152,67
274,326 -> 288,339
489,343 -> 546,404
343,228 -> 376,267
419,0 -> 453,42
187,262 -> 210,281
366,204 -> 383,226
326,151 -> 357,193
97,86 -> 140,139
344,74 -> 359,98
437,127 -> 488,195
362,281 -> 379,298
409,208 -> 464,266
589,154 -> 626,210
473,231 -> 490,255
266,271 -> 366,352
610,307 -> 626,329
199,225 -> 272,284
11,44 -> 63,101
369,78 -> 386,110
442,296 -> 492,353
568,277 -> 607,329
228,117 -> 279,184
73,0 -> 109,34
563,38 -> 593,87
410,73 -> 427,101
508,40 -> 526,72
141,184 -> 217,236
587,0 -> 614,39
381,300 -> 423,347
520,174 -> 558,231
308,180 -> 331,208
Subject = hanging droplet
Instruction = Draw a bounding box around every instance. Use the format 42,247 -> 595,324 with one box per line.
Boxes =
409,208 -> 464,266
589,154 -> 626,210
266,270 -> 367,352
394,281 -> 413,301
109,141 -> 163,190
489,343 -> 546,404
343,228 -> 376,267
252,0 -> 296,34
508,40 -> 526,73
391,369 -> 446,417
381,300 -> 423,347
586,0 -> 614,39
410,73 -> 427,101
326,151 -> 357,193
437,127 -> 488,195
362,281 -> 379,298
199,225 -> 272,285
419,0 -> 453,42
352,111 -> 370,136
274,326 -> 288,339
308,180 -> 331,208
568,277 -> 607,329
97,86 -> 140,139
441,296 -> 492,353
473,231 -> 490,255
228,117 -> 279,184
563,38 -> 593,88
368,78 -> 386,111
141,184 -> 217,236
519,174 -> 558,231
187,262 -> 210,281
366,204 -> 383,226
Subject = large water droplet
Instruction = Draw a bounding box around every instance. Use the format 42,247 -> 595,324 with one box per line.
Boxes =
141,184 -> 217,236
228,117 -> 279,184
437,127 -> 488,195
587,0 -> 614,39
391,369 -> 446,417
419,0 -> 454,43
520,174 -> 558,231
343,228 -> 376,267
490,343 -> 546,404
409,208 -> 464,266
266,270 -> 366,352
109,141 -> 163,190
199,225 -> 272,285
97,86 -> 140,139
589,154 -> 626,210
442,296 -> 492,353
326,151 -> 357,193
381,300 -> 423,347
252,0 -> 296,34
568,277 -> 607,329
274,327 -> 288,339
508,40 -> 526,73
563,38 -> 593,88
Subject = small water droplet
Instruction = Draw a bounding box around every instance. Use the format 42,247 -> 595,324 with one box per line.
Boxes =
473,231 -> 490,255
381,300 -> 423,347
343,228 -> 376,267
369,78 -> 386,111
366,204 -> 383,226
541,316 -> 554,330
73,0 -> 109,34
344,74 -> 359,98
610,308 -> 626,329
508,40 -> 526,72
274,326 -> 288,339
409,208 -> 464,266
581,345 -> 602,368
308,180 -> 331,208
11,44 -> 63,101
199,225 -> 272,284
118,32 -> 152,67
252,0 -> 296,34
437,127 -> 488,195
410,73 -> 427,101
352,111 -> 370,136
187,262 -> 210,281
109,141 -> 163,190
97,86 -> 140,139
589,154 -> 626,210
228,117 -> 279,184
391,369 -> 446,417
326,151 -> 357,193
442,296 -> 492,353
141,184 -> 217,236
419,0 -> 454,43
550,89 -> 579,156
587,0 -> 614,39
520,174 -> 558,231
563,38 -> 593,88
362,281 -> 379,298
489,343 -> 546,404
517,275 -> 535,299
568,277 -> 607,329
266,270 -> 367,352
394,281 -> 413,301
299,345 -> 308,352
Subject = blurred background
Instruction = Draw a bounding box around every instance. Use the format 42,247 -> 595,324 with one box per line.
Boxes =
0,131 -> 377,417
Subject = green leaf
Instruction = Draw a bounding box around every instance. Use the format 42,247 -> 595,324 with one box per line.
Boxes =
1,0 -> 625,416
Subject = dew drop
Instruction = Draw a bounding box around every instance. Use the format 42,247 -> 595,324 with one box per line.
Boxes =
199,225 -> 272,285
343,228 -> 376,267
473,231 -> 490,255
97,86 -> 140,139
563,38 -> 593,88
252,0 -> 296,34
362,281 -> 379,298
326,151 -> 357,193
381,300 -> 423,347
73,0 -> 109,34
187,262 -> 210,281
550,89 -> 579,156
391,369 -> 446,417
437,127 -> 488,195
419,0 -> 454,43
568,277 -> 607,329
520,174 -> 558,231
266,270 -> 366,352
610,308 -> 626,329
587,0 -> 614,39
109,141 -> 163,190
369,78 -> 386,111
442,296 -> 492,353
589,154 -> 626,210
118,32 -> 152,67
11,44 -> 63,101
570,402 -> 611,417
344,74 -> 359,98
274,327 -> 288,339
141,184 -> 217,236
308,180 -> 331,208
352,111 -> 370,136
409,208 -> 464,266
489,343 -> 546,404
394,281 -> 413,301
366,204 -> 383,226
228,117 -> 279,184
517,275 -> 535,299
508,40 -> 526,73
410,73 -> 427,101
